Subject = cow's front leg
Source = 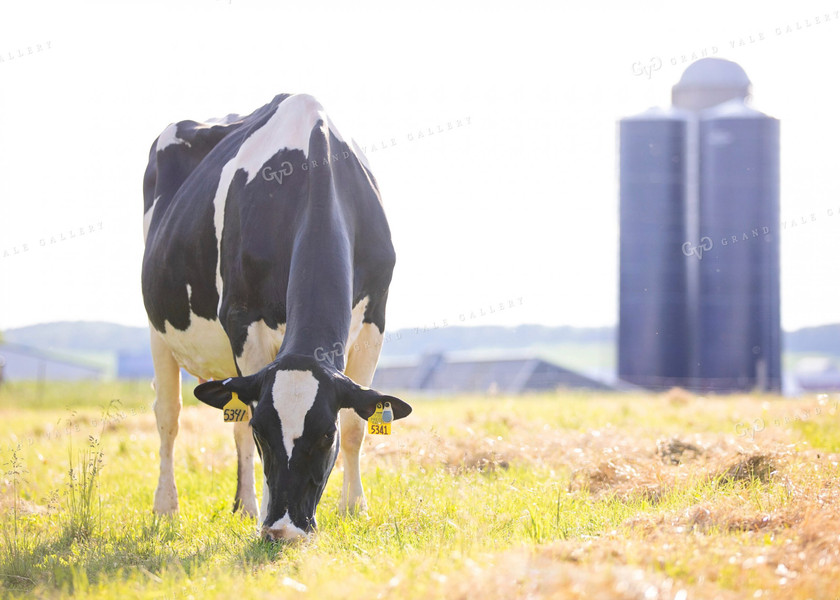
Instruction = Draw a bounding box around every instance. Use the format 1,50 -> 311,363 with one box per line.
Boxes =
340,322 -> 385,514
339,408 -> 368,514
233,420 -> 259,517
151,328 -> 182,514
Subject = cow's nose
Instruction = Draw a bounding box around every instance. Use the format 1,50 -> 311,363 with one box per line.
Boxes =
261,513 -> 311,542
261,525 -> 308,542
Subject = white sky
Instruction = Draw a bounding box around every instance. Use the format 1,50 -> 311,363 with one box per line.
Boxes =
1,0 -> 838,333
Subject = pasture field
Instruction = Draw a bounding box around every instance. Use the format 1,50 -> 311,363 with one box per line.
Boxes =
1,382 -> 839,599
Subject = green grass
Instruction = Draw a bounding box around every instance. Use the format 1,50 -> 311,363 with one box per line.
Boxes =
1,382 -> 839,599
793,418 -> 840,453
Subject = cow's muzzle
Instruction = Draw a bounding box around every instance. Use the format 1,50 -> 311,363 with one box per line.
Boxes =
261,515 -> 312,542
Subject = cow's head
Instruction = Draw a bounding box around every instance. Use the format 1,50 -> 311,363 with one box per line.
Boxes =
193,354 -> 411,541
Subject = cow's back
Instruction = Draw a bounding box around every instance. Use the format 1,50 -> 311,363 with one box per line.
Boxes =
142,94 -> 392,380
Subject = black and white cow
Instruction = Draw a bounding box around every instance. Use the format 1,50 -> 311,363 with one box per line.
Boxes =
141,93 -> 411,540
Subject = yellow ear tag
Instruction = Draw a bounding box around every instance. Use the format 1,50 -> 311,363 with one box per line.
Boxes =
367,401 -> 392,435
223,392 -> 249,423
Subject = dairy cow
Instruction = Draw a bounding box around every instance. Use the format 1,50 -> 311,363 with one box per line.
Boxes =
141,93 -> 411,540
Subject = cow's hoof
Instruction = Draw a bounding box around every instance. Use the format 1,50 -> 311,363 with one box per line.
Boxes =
339,497 -> 368,516
154,484 -> 179,515
153,500 -> 179,515
233,497 -> 259,519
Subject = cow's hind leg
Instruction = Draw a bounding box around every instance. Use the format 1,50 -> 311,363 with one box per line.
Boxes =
339,323 -> 385,514
151,328 -> 182,514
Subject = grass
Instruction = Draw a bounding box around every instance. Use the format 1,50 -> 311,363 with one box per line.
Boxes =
1,382 -> 839,599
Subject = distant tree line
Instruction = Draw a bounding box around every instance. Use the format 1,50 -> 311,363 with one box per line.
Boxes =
2,321 -> 839,359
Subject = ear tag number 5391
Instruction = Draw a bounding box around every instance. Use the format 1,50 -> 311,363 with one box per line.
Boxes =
368,401 -> 392,435
223,392 -> 249,423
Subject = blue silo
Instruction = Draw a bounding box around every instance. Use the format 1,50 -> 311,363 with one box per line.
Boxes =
695,101 -> 781,391
618,108 -> 692,388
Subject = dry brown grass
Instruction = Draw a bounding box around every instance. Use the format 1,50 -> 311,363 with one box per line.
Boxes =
353,391 -> 840,599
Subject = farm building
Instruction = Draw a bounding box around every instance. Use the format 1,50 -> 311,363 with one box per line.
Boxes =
372,353 -> 613,394
0,342 -> 105,381
116,351 -> 198,381
116,351 -> 155,379
793,357 -> 840,392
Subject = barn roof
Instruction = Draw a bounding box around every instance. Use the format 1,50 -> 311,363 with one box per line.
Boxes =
372,353 -> 613,394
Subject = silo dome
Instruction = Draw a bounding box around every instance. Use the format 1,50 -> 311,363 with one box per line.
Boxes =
672,58 -> 752,111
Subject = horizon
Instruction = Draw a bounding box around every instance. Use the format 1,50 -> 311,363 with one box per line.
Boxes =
2,318 -> 838,335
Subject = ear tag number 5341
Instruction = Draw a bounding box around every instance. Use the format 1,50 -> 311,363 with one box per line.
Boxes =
368,401 -> 393,435
223,392 -> 249,423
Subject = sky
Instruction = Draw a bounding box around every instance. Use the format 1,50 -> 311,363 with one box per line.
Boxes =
1,0 -> 839,333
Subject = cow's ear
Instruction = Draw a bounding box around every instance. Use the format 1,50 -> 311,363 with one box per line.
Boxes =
194,375 -> 261,410
339,377 -> 412,421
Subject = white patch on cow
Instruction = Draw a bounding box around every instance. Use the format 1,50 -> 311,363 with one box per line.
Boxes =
346,296 -> 370,351
237,320 -> 286,375
156,123 -> 191,152
143,196 -> 160,242
265,511 -> 307,540
236,93 -> 329,183
161,312 -> 237,380
201,113 -> 241,126
210,94 -> 344,296
271,370 -> 319,464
